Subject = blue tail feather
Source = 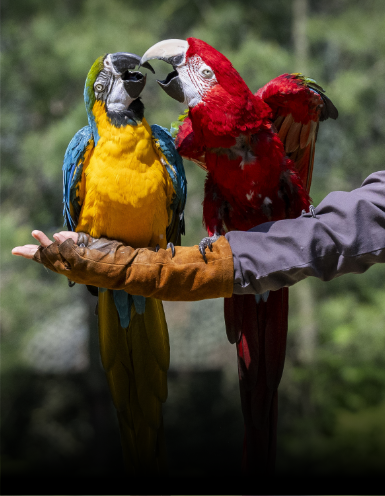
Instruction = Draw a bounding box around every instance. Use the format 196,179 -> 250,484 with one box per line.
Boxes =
132,295 -> 146,315
255,290 -> 270,304
112,290 -> 146,328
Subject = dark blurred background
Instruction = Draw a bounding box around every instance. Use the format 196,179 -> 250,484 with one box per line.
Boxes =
2,0 -> 385,478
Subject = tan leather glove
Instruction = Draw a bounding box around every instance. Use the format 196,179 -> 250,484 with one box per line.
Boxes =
33,233 -> 234,301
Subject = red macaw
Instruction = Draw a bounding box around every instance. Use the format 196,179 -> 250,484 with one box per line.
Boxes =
141,37 -> 338,475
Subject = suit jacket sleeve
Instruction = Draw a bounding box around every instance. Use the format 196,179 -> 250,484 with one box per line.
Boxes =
226,170 -> 385,295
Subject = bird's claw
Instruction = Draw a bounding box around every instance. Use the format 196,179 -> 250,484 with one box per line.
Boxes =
309,205 -> 317,218
167,242 -> 175,258
155,243 -> 175,257
198,233 -> 220,263
68,279 -> 75,287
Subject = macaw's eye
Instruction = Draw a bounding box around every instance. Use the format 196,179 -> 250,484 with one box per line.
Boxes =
95,83 -> 104,92
201,68 -> 214,79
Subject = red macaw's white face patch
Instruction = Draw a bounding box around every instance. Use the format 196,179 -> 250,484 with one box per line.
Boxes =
177,55 -> 218,107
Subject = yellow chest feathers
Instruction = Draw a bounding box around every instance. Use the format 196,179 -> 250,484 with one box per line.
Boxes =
76,102 -> 175,248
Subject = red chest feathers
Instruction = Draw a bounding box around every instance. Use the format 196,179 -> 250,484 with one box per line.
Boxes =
205,128 -> 297,228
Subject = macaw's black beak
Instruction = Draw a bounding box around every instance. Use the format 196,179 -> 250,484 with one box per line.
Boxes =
140,40 -> 188,103
110,52 -> 154,99
121,70 -> 147,99
156,70 -> 185,103
110,52 -> 155,74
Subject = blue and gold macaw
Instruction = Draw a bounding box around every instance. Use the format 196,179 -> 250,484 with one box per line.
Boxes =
62,52 -> 187,475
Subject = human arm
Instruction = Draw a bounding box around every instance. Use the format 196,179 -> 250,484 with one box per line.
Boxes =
12,171 -> 385,300
228,170 -> 385,295
13,230 -> 234,301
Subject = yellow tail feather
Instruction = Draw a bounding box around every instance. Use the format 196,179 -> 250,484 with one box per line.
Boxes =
98,290 -> 169,475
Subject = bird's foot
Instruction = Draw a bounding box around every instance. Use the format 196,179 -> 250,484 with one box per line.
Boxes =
167,242 -> 175,258
68,279 -> 75,287
199,232 -> 221,263
155,243 -> 175,257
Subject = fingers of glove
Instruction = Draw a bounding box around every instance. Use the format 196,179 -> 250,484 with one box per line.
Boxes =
58,238 -> 137,269
38,242 -> 68,272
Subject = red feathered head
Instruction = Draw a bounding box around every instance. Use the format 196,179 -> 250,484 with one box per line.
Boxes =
140,38 -> 271,139
182,38 -> 251,103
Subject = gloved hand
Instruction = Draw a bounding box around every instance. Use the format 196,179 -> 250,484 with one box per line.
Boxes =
32,232 -> 234,301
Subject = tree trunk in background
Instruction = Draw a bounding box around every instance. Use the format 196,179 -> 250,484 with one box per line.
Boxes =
292,0 -> 317,365
292,0 -> 309,74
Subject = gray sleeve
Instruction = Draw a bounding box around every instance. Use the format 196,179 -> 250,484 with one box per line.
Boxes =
225,170 -> 385,295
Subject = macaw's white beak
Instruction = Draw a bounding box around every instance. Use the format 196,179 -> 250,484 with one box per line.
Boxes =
140,39 -> 188,67
140,39 -> 188,103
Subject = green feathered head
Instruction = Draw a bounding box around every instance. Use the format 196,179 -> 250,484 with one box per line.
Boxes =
84,55 -> 105,114
83,53 -> 154,117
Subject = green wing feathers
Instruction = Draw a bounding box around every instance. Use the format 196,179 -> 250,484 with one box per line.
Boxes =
98,290 -> 169,475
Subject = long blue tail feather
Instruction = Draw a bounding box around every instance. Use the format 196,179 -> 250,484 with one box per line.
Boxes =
112,290 -> 146,328
255,290 -> 270,304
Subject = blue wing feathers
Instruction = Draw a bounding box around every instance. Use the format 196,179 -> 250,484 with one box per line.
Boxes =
151,124 -> 187,206
62,126 -> 93,231
63,124 -> 185,329
151,124 -> 187,243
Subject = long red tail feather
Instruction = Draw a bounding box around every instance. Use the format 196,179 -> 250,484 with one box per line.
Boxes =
225,288 -> 289,475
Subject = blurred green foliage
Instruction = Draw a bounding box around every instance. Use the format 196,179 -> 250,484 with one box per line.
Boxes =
1,0 -> 385,478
